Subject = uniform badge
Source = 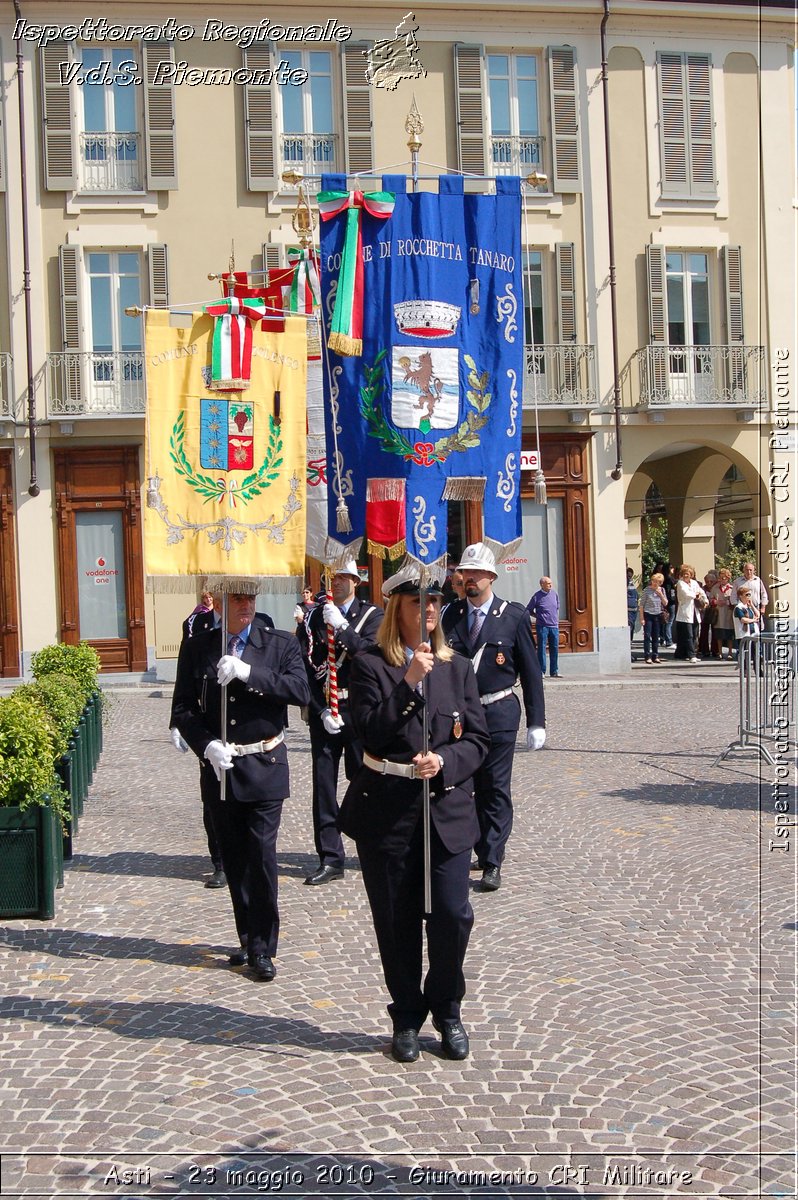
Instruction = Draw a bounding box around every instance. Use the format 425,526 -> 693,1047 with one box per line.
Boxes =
496,652 -> 506,665
452,711 -> 463,739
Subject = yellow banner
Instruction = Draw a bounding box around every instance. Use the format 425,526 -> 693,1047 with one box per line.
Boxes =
143,309 -> 307,591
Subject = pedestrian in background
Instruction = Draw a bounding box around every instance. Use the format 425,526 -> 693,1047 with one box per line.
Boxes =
625,568 -> 639,659
639,571 -> 668,663
339,563 -> 490,1063
293,585 -> 317,627
674,565 -> 707,663
527,576 -> 562,678
731,563 -> 768,623
709,568 -> 735,660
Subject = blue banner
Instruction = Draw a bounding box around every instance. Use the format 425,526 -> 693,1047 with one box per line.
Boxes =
320,174 -> 523,573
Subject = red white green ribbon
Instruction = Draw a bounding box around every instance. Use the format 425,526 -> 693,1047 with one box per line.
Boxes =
203,298 -> 268,390
317,189 -> 394,356
286,247 -> 321,314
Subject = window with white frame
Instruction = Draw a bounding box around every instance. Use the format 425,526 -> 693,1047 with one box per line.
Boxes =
665,252 -> 710,347
78,48 -> 142,192
279,50 -> 337,179
85,252 -> 143,409
486,54 -> 544,178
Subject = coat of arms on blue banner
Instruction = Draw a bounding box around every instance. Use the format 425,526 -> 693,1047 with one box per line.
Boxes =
319,173 -> 523,574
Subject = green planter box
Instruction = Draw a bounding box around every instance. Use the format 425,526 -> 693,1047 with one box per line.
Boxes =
0,803 -> 60,919
57,755 -> 77,861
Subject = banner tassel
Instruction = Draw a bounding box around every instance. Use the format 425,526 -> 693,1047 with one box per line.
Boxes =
336,496 -> 352,533
534,468 -> 548,506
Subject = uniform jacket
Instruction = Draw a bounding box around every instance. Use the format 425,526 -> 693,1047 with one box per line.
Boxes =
181,609 -> 274,642
296,596 -> 383,719
441,594 -> 545,733
170,616 -> 310,802
338,647 -> 490,854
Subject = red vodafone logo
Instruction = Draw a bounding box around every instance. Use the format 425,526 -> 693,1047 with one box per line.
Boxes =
97,557 -> 106,568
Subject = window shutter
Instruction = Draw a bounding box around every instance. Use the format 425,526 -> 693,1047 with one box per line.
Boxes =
243,47 -> 277,191
142,44 -> 178,189
555,243 -> 577,343
722,245 -> 744,343
657,53 -> 688,193
0,60 -> 5,192
686,54 -> 715,195
148,245 -> 169,308
262,245 -> 283,273
41,45 -> 76,190
547,46 -> 581,192
454,45 -> 485,176
58,245 -> 83,408
645,245 -> 668,400
342,44 -> 373,174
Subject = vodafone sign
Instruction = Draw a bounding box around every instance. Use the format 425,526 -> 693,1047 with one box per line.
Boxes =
85,555 -> 119,586
520,451 -> 539,471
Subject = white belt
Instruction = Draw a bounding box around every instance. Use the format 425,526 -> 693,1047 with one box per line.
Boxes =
233,731 -> 285,756
336,689 -> 349,700
363,750 -> 416,779
480,688 -> 513,706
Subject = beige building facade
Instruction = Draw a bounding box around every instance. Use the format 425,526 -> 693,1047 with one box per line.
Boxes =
0,0 -> 795,678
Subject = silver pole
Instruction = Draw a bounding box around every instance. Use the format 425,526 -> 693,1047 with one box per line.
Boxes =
220,591 -> 229,802
419,582 -> 432,914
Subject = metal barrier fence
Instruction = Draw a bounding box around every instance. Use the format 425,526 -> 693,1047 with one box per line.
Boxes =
716,632 -> 797,765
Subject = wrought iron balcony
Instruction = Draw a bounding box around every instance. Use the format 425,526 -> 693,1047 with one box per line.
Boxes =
47,352 -> 145,417
636,344 -> 766,408
490,135 -> 547,186
280,133 -> 338,181
0,355 -> 13,419
79,132 -> 143,192
523,344 -> 598,408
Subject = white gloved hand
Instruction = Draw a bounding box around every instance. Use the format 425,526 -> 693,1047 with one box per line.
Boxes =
170,727 -> 189,754
321,707 -> 343,735
526,727 -> 546,751
204,739 -> 237,782
293,604 -> 304,624
216,655 -> 251,686
323,602 -> 348,631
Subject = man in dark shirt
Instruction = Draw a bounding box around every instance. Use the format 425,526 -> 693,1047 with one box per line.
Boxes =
526,577 -> 561,678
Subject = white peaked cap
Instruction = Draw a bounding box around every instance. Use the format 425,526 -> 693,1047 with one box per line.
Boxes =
333,559 -> 361,581
456,542 -> 498,576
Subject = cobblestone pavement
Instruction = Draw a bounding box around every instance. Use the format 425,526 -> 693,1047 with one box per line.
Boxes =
0,675 -> 794,1198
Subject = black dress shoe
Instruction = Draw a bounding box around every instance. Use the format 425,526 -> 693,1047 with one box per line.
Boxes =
433,1018 -> 470,1060
228,945 -> 247,966
390,1028 -> 420,1063
248,954 -> 277,981
304,864 -> 345,886
480,867 -> 501,891
204,868 -> 227,889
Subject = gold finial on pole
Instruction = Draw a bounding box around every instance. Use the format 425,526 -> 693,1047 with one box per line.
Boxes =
292,182 -> 316,249
228,240 -> 236,276
405,96 -> 424,186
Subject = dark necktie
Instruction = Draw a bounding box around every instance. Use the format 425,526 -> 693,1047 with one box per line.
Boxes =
469,608 -> 485,647
227,634 -> 243,658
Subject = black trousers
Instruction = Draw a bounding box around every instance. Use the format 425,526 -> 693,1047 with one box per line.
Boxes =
473,732 -> 517,869
357,821 -> 473,1030
308,710 -> 362,867
201,786 -> 223,871
674,619 -> 696,660
203,773 -> 283,958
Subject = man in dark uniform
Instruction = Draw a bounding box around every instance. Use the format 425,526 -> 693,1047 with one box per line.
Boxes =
296,560 -> 383,884
171,589 -> 310,980
441,542 -> 546,892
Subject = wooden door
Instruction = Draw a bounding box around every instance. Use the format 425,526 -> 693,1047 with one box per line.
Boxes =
54,446 -> 146,672
0,451 -> 20,677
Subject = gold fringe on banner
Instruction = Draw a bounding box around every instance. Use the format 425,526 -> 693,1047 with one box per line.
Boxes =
482,536 -> 523,566
441,476 -> 486,502
146,575 -> 303,595
207,378 -> 249,392
366,477 -> 405,503
367,537 -> 407,559
327,331 -> 362,357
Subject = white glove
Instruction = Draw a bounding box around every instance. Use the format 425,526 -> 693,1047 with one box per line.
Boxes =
527,727 -> 546,751
323,602 -> 348,631
216,655 -> 251,686
170,727 -> 189,754
204,739 -> 237,782
321,707 -> 343,735
293,604 -> 304,624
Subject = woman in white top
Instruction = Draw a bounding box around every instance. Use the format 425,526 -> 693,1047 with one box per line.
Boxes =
674,564 -> 707,662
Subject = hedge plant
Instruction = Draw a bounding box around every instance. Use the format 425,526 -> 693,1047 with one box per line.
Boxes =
0,693 -> 68,822
13,675 -> 84,759
31,642 -> 101,700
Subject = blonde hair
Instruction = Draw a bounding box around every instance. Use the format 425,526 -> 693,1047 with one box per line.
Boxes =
377,594 -> 454,667
650,572 -> 664,585
718,568 -> 731,582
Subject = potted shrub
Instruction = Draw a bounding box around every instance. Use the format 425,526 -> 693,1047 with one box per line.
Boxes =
0,693 -> 69,920
32,642 -> 102,789
15,676 -> 85,858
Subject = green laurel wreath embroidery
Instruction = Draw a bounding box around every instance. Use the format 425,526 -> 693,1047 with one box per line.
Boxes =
169,410 -> 284,505
359,351 -> 492,464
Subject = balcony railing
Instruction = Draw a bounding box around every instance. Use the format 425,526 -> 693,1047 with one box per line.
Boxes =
0,355 -> 12,419
79,132 -> 142,192
490,135 -> 546,185
523,344 -> 598,407
280,133 -> 338,181
636,344 -> 766,408
47,352 -> 145,417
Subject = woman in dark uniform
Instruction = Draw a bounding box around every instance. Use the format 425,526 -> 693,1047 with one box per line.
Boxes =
339,563 -> 490,1063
